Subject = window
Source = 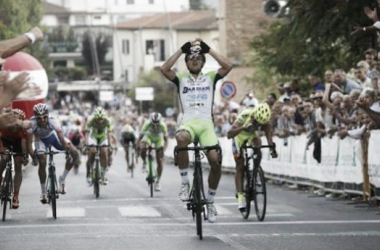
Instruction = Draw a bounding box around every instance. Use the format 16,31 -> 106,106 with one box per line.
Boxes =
122,39 -> 130,55
126,0 -> 134,4
145,39 -> 165,61
149,0 -> 154,4
75,15 -> 86,25
93,15 -> 102,20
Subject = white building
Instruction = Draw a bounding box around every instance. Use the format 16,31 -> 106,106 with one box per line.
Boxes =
42,0 -> 190,27
112,11 -> 219,84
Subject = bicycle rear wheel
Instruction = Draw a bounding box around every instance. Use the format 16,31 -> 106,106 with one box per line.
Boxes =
193,169 -> 203,240
94,160 -> 100,198
50,175 -> 57,219
1,169 -> 11,222
253,166 -> 267,221
241,166 -> 252,219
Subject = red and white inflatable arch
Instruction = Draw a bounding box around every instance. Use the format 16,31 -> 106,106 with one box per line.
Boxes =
4,52 -> 48,118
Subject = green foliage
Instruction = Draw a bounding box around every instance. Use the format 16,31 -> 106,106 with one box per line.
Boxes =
128,70 -> 177,114
82,31 -> 110,76
53,66 -> 86,81
249,0 -> 377,94
0,0 -> 51,75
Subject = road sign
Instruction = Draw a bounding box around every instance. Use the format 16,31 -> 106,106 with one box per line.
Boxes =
220,81 -> 236,99
135,87 -> 154,101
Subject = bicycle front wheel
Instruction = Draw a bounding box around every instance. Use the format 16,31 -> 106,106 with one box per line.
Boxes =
50,175 -> 57,219
94,160 -> 100,198
253,166 -> 267,221
148,155 -> 154,198
241,166 -> 252,219
193,168 -> 203,240
130,151 -> 134,178
1,169 -> 12,222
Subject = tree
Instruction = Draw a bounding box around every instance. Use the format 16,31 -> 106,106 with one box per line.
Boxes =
248,0 -> 376,94
128,70 -> 177,115
0,0 -> 51,74
82,31 -> 110,77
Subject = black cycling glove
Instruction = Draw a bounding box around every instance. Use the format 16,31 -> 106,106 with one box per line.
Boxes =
181,41 -> 191,54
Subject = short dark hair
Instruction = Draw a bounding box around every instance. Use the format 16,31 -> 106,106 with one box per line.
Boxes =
268,93 -> 277,100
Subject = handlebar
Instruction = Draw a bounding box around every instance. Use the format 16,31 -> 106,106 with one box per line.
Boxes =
241,144 -> 275,150
0,151 -> 26,156
174,143 -> 222,166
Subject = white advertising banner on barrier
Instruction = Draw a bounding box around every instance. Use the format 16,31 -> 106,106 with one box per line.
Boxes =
368,131 -> 380,187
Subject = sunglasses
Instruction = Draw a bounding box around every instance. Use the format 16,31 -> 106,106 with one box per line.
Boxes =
36,115 -> 48,120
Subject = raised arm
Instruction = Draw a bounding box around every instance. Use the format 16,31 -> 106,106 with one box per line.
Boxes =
0,27 -> 44,59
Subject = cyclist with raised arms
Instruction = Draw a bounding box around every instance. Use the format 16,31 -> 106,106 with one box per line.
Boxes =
160,38 -> 233,222
26,103 -> 79,203
227,103 -> 278,210
136,112 -> 168,191
84,107 -> 112,185
120,122 -> 136,172
0,109 -> 28,208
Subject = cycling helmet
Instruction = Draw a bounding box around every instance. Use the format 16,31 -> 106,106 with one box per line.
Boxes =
252,103 -> 271,125
33,103 -> 49,116
12,109 -> 26,120
150,112 -> 162,125
94,107 -> 106,119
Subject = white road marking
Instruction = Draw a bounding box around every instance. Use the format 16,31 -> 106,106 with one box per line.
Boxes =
118,206 -> 161,217
46,208 -> 85,218
214,204 -> 234,215
2,220 -> 380,229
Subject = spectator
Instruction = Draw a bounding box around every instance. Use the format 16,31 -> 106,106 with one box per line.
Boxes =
308,74 -> 325,92
355,67 -> 372,88
334,69 -> 362,94
240,91 -> 259,108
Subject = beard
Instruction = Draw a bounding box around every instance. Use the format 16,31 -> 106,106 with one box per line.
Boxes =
188,67 -> 202,75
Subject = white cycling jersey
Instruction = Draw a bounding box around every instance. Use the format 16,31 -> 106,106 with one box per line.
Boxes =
27,116 -> 62,140
173,71 -> 222,122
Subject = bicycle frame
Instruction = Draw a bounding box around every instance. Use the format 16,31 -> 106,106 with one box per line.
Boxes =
240,144 -> 273,221
145,146 -> 156,197
42,146 -> 66,219
174,139 -> 221,240
88,144 -> 109,198
0,147 -> 21,222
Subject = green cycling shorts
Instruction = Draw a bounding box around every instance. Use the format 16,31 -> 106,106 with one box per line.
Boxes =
177,118 -> 218,147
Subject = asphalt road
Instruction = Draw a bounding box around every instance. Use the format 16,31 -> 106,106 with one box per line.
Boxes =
1,150 -> 380,250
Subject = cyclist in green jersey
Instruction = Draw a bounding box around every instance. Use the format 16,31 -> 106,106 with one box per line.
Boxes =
84,107 -> 113,185
161,38 -> 233,223
137,112 -> 168,191
227,103 -> 278,210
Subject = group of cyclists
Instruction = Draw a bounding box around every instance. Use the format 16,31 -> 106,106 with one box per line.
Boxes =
0,38 -> 279,224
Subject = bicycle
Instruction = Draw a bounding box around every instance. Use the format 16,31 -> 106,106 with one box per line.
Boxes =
125,142 -> 135,178
174,138 -> 221,240
240,144 -> 274,221
41,146 -> 67,219
144,146 -> 157,198
0,147 -> 25,222
87,144 -> 109,198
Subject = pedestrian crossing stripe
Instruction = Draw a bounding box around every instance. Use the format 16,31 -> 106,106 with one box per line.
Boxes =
118,206 -> 161,217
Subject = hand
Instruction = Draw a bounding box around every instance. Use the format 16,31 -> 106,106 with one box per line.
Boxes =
181,41 -> 191,54
351,26 -> 366,37
270,149 -> 278,158
32,155 -> 38,166
0,71 -> 9,87
23,155 -> 29,166
29,27 -> 44,42
364,7 -> 378,22
200,40 -> 210,53
2,72 -> 30,101
0,111 -> 18,129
